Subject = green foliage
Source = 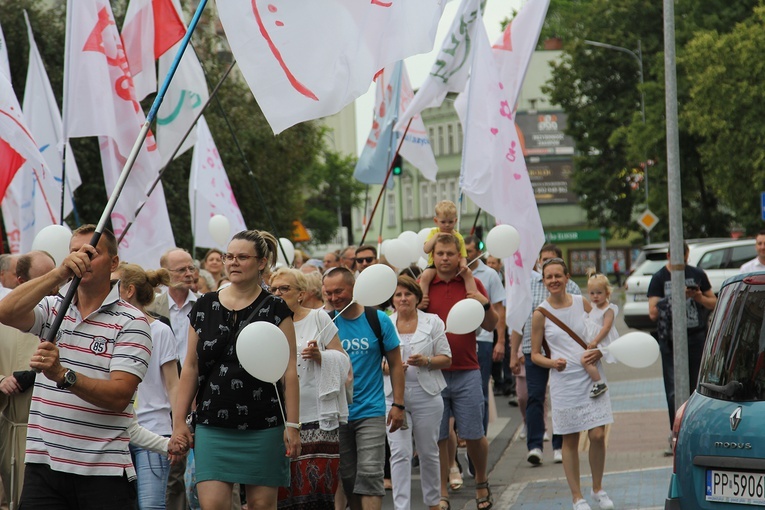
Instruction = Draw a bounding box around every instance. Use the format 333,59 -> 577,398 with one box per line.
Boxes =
543,0 -> 757,240
0,0 -> 362,255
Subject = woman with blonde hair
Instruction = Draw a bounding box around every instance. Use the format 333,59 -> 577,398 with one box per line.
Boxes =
171,230 -> 301,510
113,262 -> 180,509
269,268 -> 349,510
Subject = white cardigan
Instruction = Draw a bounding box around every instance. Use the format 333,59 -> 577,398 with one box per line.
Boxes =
384,310 -> 451,397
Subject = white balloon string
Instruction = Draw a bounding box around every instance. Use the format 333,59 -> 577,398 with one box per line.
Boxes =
273,382 -> 287,424
407,267 -> 417,279
457,251 -> 487,276
315,300 -> 355,339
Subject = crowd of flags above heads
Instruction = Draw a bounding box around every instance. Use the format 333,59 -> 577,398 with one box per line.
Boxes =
0,0 -> 548,330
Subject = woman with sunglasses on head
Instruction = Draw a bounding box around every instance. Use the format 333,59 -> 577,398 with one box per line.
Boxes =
171,230 -> 301,510
530,258 -> 614,510
268,267 -> 348,510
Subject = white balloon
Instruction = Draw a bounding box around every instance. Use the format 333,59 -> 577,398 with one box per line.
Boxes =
417,227 -> 432,259
354,263 -> 397,306
383,239 -> 413,268
32,224 -> 72,266
397,230 -> 420,263
208,215 -> 231,247
485,224 -> 521,259
416,257 -> 428,270
236,321 -> 290,383
604,332 -> 660,368
276,238 -> 295,267
445,298 -> 485,334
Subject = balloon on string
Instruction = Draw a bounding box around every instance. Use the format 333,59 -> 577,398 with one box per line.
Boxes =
208,215 -> 231,247
417,257 -> 428,270
32,224 -> 72,266
276,238 -> 295,267
417,227 -> 432,259
236,321 -> 290,383
383,239 -> 413,268
381,239 -> 391,260
397,230 -> 420,263
445,298 -> 485,334
354,263 -> 397,306
485,224 -> 520,258
604,332 -> 660,368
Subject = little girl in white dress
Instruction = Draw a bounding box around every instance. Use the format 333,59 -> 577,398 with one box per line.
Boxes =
582,272 -> 619,398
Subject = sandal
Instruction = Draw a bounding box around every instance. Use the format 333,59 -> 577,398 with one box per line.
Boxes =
439,497 -> 451,510
448,466 -> 463,491
475,481 -> 493,510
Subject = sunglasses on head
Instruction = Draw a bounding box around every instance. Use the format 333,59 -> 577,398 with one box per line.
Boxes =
355,256 -> 375,264
541,257 -> 565,268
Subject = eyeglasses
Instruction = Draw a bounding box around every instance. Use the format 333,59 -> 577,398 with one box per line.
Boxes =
224,253 -> 257,263
271,285 -> 292,295
541,257 -> 565,268
355,256 -> 375,264
169,265 -> 196,274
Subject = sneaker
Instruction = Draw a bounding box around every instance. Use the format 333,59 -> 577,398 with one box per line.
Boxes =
526,448 -> 543,465
589,383 -> 608,398
519,424 -> 527,439
573,499 -> 592,510
507,395 -> 519,407
543,432 -> 550,442
553,449 -> 563,463
591,489 -> 615,510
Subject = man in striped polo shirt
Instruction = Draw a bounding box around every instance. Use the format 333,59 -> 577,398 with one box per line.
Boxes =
0,225 -> 152,509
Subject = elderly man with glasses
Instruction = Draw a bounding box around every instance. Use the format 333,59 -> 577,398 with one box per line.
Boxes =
148,247 -> 200,510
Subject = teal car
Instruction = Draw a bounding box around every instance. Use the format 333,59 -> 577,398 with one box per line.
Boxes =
666,272 -> 765,509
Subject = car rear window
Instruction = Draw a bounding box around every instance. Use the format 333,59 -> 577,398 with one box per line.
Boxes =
698,281 -> 765,402
632,259 -> 665,277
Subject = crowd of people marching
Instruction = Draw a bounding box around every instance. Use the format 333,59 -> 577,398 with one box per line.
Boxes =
0,199 -> 649,510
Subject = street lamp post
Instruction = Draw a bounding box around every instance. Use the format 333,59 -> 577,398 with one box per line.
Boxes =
585,39 -> 650,240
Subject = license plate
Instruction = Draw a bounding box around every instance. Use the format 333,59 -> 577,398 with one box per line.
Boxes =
706,470 -> 765,504
632,294 -> 648,302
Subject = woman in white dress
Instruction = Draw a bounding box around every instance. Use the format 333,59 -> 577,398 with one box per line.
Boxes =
530,258 -> 615,510
269,268 -> 348,510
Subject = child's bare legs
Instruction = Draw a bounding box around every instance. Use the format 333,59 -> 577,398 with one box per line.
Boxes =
419,267 -> 436,309
582,355 -> 607,398
581,352 -> 601,382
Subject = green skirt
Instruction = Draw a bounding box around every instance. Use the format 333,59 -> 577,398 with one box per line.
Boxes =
195,424 -> 289,487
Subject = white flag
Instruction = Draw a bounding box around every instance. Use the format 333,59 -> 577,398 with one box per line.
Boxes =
189,116 -> 247,249
23,12 -> 82,252
395,0 -> 484,131
455,22 -> 544,333
217,0 -> 445,134
121,0 -> 186,100
64,0 -> 175,269
492,0 -> 550,109
156,0 -> 209,168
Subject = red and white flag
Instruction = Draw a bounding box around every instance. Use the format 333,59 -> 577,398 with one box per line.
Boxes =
217,0 -> 445,134
64,0 -> 175,269
189,116 -> 246,249
21,13 -> 82,253
121,0 -> 186,100
0,20 -> 10,80
455,21 -> 545,333
156,0 -> 209,168
395,0 -> 484,131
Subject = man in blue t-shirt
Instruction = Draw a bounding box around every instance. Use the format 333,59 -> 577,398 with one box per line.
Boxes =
323,267 -> 405,510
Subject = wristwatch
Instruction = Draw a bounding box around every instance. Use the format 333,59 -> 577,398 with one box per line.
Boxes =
482,302 -> 491,311
391,403 -> 405,411
57,369 -> 77,390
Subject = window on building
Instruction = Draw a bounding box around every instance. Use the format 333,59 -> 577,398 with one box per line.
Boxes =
458,123 -> 464,150
429,127 -> 436,155
386,190 -> 397,227
448,124 -> 454,154
404,182 -> 414,220
438,126 -> 444,156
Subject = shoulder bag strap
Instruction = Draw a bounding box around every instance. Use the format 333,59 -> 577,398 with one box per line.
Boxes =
233,293 -> 275,341
535,306 -> 588,351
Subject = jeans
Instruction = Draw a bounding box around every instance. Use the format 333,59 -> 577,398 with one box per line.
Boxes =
525,356 -> 562,451
658,328 -> 707,429
130,445 -> 170,510
477,341 -> 494,434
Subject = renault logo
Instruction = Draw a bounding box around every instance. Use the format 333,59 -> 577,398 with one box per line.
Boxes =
730,407 -> 742,431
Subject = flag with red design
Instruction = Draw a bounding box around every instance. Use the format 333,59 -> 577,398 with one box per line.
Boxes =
121,0 -> 186,100
189,116 -> 247,249
217,0 -> 445,134
454,21 -> 545,333
63,0 -> 175,269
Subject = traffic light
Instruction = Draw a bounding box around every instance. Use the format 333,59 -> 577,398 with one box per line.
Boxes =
392,154 -> 403,176
475,226 -> 485,250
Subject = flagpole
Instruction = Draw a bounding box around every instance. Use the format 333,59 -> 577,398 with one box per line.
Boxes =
44,0 -> 210,345
359,118 -> 413,246
116,58 -> 236,243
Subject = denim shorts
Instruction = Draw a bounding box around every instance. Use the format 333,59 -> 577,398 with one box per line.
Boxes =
439,369 -> 485,441
338,416 -> 386,496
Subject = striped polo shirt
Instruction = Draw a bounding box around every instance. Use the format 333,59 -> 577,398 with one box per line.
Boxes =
26,281 -> 152,480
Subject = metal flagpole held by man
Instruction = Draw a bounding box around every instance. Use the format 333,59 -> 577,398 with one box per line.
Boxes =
44,0 -> 210,345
